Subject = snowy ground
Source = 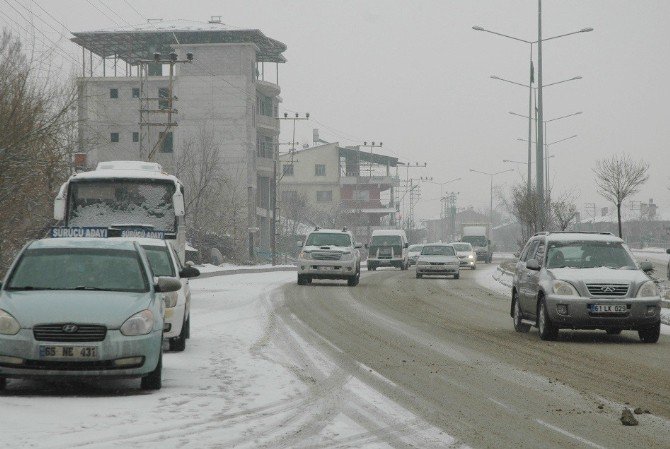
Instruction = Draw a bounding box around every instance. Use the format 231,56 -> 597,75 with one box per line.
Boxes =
0,270 -> 460,448
474,261 -> 670,334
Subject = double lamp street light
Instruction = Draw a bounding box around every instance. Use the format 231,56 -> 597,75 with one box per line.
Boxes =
473,11 -> 592,224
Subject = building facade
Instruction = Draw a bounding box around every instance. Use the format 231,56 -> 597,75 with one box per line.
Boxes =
71,19 -> 286,256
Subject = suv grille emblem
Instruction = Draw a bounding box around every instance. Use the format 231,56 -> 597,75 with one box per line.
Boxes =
601,286 -> 615,293
62,324 -> 79,333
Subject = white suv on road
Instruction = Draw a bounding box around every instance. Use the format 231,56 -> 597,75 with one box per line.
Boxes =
297,228 -> 362,286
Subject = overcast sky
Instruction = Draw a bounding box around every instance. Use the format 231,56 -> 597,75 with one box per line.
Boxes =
3,0 -> 669,222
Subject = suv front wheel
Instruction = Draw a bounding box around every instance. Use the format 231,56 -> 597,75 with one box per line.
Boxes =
537,297 -> 558,341
512,291 -> 530,333
638,322 -> 660,343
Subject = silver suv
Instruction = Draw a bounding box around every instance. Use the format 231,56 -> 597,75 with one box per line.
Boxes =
511,232 -> 661,343
297,228 -> 362,286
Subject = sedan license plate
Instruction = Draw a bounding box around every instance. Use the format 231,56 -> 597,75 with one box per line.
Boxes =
591,304 -> 626,313
39,345 -> 98,359
318,266 -> 334,271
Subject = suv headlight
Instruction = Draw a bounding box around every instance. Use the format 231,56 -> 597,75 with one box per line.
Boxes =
552,280 -> 579,296
120,310 -> 154,336
468,254 -> 474,259
636,280 -> 658,298
299,251 -> 311,260
0,309 -> 20,335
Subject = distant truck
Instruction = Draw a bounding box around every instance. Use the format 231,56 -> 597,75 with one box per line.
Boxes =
460,223 -> 492,263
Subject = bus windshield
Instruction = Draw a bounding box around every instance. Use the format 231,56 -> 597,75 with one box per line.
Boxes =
67,179 -> 176,231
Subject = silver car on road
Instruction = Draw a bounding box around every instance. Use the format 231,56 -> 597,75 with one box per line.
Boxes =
0,238 -> 181,391
511,232 -> 661,342
415,244 -> 460,279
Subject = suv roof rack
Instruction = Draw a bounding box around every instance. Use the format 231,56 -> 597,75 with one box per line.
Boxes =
342,226 -> 348,232
314,226 -> 321,231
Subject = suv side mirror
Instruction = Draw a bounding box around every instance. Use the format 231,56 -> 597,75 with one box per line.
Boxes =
639,261 -> 653,273
364,243 -> 369,249
180,266 -> 200,278
526,259 -> 541,271
354,243 -> 363,249
404,242 -> 409,249
666,249 -> 670,255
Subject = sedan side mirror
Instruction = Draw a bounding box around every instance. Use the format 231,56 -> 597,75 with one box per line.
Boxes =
639,261 -> 654,273
666,249 -> 670,255
364,243 -> 369,249
179,266 -> 200,278
155,276 -> 182,293
354,242 -> 363,249
404,242 -> 409,249
526,259 -> 541,271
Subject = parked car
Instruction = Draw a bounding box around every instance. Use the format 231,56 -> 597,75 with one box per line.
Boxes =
297,228 -> 362,286
407,244 -> 424,266
116,238 -> 199,352
511,232 -> 661,342
367,230 -> 409,271
415,244 -> 460,279
0,238 -> 181,391
450,242 -> 477,270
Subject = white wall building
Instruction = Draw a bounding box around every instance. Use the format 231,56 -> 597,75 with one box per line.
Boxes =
71,18 -> 286,256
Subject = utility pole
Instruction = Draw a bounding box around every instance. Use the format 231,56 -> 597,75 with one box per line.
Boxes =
400,162 -> 427,241
536,0 -> 545,228
274,112 -> 309,265
138,51 -> 193,161
360,141 -> 383,177
444,192 -> 459,241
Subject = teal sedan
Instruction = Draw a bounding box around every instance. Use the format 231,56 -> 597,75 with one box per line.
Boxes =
0,238 -> 181,391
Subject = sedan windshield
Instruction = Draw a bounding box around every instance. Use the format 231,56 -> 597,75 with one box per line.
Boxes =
305,233 -> 352,247
6,248 -> 149,292
546,241 -> 636,269
141,245 -> 175,277
421,245 -> 455,256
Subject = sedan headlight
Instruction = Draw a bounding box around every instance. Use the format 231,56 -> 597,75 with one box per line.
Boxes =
417,261 -> 429,266
636,280 -> 659,298
0,309 -> 20,335
299,251 -> 311,260
552,280 -> 579,296
468,254 -> 474,259
120,310 -> 155,336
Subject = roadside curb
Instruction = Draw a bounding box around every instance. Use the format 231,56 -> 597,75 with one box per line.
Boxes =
196,266 -> 297,279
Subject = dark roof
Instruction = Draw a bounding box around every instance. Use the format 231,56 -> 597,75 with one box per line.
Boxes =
71,21 -> 287,64
338,147 -> 399,167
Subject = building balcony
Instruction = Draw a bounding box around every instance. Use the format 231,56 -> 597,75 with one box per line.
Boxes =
340,199 -> 396,214
256,80 -> 281,97
256,114 -> 279,133
340,175 -> 399,187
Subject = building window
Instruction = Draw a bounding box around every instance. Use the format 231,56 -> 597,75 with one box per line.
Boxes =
132,87 -> 140,98
282,164 -> 294,176
110,132 -> 119,143
316,190 -> 332,202
132,132 -> 139,143
110,88 -> 118,99
158,87 -> 169,110
257,95 -> 273,117
315,164 -> 326,176
159,131 -> 173,153
353,189 -> 370,201
257,135 -> 273,158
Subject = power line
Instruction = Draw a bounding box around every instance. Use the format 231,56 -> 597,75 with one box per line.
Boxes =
30,0 -> 72,33
97,0 -> 133,27
122,0 -> 147,21
85,0 -> 120,26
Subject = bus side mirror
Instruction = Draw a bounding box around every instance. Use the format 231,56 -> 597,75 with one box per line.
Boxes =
173,191 -> 185,216
54,182 -> 67,220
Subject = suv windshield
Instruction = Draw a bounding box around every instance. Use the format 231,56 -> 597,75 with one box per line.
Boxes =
421,245 -> 455,256
6,248 -> 149,292
452,243 -> 471,252
371,235 -> 402,246
305,233 -> 352,247
142,245 -> 175,277
546,241 -> 636,269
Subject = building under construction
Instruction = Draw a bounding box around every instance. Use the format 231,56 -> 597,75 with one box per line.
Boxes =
70,18 -> 287,257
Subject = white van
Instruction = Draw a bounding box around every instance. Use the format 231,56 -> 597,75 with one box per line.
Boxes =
366,230 -> 409,271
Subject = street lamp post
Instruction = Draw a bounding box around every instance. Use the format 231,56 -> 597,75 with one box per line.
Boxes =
473,18 -> 592,228
469,168 -> 513,225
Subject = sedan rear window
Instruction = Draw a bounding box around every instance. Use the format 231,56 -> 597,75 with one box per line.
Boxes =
6,248 -> 149,292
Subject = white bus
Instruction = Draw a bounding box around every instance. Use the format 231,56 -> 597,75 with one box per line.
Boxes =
53,161 -> 187,261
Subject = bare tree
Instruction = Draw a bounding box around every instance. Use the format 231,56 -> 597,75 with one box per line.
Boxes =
0,30 -> 77,273
551,193 -> 579,231
592,154 -> 649,238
